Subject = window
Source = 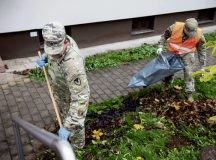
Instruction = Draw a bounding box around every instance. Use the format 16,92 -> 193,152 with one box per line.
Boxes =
198,8 -> 215,24
38,30 -> 44,52
65,26 -> 71,36
131,16 -> 155,35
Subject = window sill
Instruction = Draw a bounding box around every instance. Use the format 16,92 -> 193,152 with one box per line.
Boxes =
198,20 -> 214,24
131,29 -> 154,35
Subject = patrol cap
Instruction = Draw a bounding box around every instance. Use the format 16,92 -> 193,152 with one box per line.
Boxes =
184,18 -> 198,37
42,21 -> 66,55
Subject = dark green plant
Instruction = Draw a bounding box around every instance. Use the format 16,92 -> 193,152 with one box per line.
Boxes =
193,30 -> 216,82
28,66 -> 45,81
204,30 -> 216,42
85,44 -> 157,72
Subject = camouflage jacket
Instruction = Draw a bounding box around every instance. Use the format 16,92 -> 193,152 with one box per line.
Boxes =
45,36 -> 90,122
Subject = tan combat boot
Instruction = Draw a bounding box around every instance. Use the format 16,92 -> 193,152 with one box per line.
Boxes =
187,93 -> 194,102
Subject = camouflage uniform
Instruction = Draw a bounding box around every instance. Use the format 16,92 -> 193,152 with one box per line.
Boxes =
42,22 -> 90,149
159,22 -> 206,93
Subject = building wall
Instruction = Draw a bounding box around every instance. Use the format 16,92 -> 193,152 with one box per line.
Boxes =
0,0 -> 216,33
0,31 -> 40,59
0,8 -> 216,59
72,9 -> 216,48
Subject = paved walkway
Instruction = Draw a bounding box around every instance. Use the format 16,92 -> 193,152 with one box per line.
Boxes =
0,52 -> 216,160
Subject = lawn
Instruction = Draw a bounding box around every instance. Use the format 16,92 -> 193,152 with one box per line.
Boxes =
38,76 -> 216,160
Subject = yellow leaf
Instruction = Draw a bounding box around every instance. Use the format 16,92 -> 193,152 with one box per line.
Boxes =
174,85 -> 182,90
206,41 -> 216,48
92,129 -> 103,140
209,65 -> 216,74
133,124 -> 144,130
200,73 -> 213,82
171,102 -> 180,111
97,111 -> 102,114
192,69 -> 205,77
211,47 -> 216,56
208,116 -> 216,124
155,99 -> 160,103
136,157 -> 144,160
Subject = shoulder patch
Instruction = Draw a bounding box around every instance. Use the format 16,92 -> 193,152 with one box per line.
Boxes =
74,77 -> 81,86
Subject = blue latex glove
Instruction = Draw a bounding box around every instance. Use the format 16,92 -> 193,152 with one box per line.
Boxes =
36,56 -> 47,68
58,127 -> 70,140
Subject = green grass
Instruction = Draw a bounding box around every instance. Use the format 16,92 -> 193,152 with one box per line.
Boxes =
77,112 -> 216,160
88,97 -> 124,113
85,44 -> 157,72
27,66 -> 45,81
204,31 -> 216,42
73,76 -> 216,160
194,76 -> 216,99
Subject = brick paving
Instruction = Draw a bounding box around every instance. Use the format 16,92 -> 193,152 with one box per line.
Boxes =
0,52 -> 216,159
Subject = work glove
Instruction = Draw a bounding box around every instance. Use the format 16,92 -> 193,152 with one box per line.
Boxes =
36,56 -> 47,68
58,127 -> 70,140
157,45 -> 163,55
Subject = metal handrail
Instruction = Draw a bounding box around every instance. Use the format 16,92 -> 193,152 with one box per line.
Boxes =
12,116 -> 76,160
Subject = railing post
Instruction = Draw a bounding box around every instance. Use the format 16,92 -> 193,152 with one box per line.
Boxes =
12,121 -> 24,160
12,116 -> 76,160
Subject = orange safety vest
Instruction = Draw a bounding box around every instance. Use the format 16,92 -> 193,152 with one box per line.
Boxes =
167,22 -> 201,54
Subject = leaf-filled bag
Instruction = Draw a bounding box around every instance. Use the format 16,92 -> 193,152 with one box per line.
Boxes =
128,52 -> 184,87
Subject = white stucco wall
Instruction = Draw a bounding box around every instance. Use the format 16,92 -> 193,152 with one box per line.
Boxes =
0,0 -> 216,33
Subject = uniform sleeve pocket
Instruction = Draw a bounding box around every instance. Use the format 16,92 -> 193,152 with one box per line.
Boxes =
68,74 -> 87,94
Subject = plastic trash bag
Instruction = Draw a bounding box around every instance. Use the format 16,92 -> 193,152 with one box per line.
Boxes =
128,52 -> 184,87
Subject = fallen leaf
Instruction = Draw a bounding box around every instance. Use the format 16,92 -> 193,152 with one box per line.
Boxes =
174,85 -> 182,90
151,112 -> 157,117
101,140 -> 107,145
155,121 -> 165,129
136,157 -> 144,160
92,129 -> 103,140
133,124 -> 144,130
171,102 -> 180,111
97,111 -> 102,114
155,99 -> 160,103
208,116 -> 216,124
211,47 -> 216,56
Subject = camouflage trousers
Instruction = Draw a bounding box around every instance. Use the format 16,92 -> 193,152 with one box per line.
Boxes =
182,53 -> 195,93
52,81 -> 90,149
164,53 -> 195,93
62,98 -> 89,149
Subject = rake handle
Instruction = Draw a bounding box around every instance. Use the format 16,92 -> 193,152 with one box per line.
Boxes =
38,51 -> 62,127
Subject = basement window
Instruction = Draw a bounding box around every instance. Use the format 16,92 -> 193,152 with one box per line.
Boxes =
131,16 -> 155,35
65,26 -> 71,36
38,30 -> 44,52
198,8 -> 215,24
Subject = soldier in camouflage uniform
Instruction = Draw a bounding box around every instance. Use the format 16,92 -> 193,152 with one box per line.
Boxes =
36,21 -> 90,149
157,18 -> 206,102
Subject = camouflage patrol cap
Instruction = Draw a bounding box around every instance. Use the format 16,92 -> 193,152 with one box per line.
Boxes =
42,21 -> 66,55
184,18 -> 198,37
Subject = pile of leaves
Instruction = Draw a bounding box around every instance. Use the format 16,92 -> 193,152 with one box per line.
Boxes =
80,78 -> 216,159
13,69 -> 30,75
13,67 -> 46,81
139,87 -> 216,128
85,84 -> 216,142
85,96 -> 139,143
